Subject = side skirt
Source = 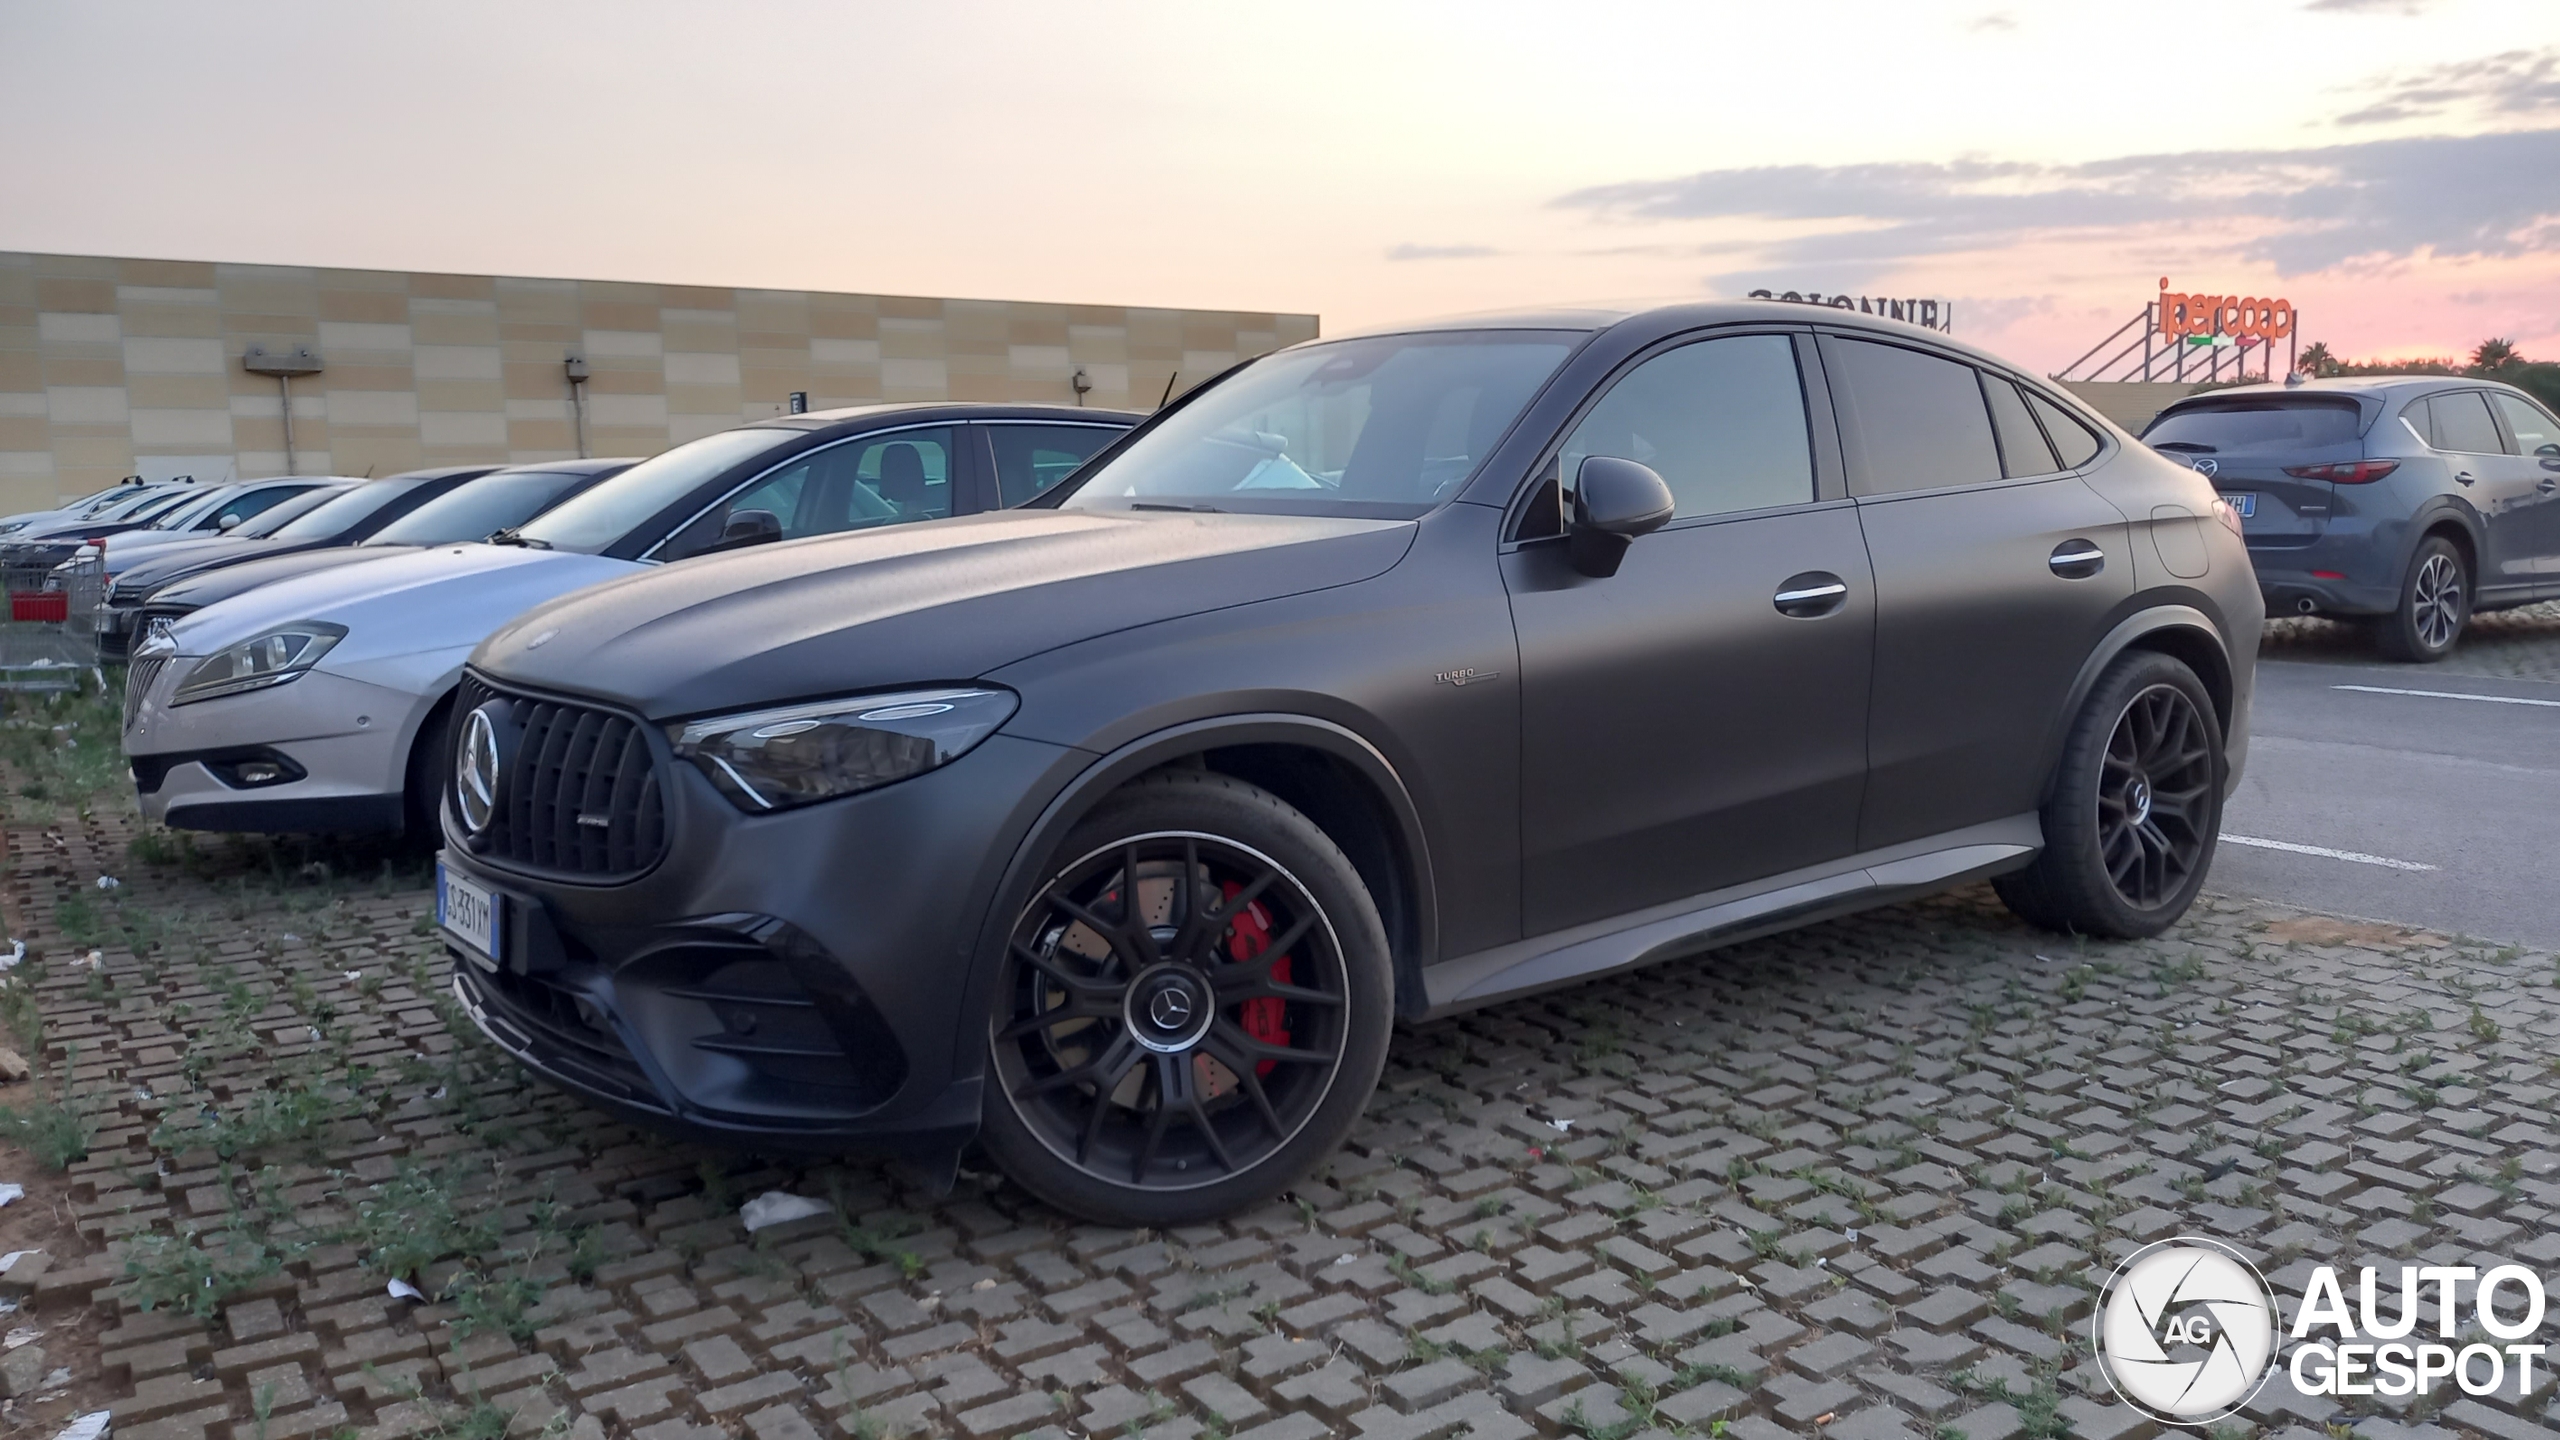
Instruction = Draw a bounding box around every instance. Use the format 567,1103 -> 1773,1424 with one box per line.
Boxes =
1419,815 -> 2042,1018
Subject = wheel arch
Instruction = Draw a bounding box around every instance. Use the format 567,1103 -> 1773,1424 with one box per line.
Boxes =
970,715 -> 1441,1035
2409,509 -> 2480,595
2038,606 -> 2235,806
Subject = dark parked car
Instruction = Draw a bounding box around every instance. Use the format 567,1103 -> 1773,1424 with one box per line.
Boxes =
118,458 -> 637,649
95,466 -> 502,657
2142,376 -> 2560,661
436,304 -> 2260,1223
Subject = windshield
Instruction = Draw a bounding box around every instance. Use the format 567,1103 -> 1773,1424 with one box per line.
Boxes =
1060,333 -> 1575,517
2144,399 -> 2362,454
516,428 -> 804,553
234,485 -> 348,537
367,470 -> 592,546
266,480 -> 422,540
91,488 -> 189,523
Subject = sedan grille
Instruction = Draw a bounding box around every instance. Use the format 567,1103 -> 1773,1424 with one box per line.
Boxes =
456,673 -> 667,880
124,655 -> 168,731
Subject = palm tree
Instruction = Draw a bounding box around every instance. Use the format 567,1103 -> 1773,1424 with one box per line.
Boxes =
2296,341 -> 2336,378
2471,338 -> 2522,371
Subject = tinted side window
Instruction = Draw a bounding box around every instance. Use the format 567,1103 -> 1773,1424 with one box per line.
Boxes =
658,427 -> 955,561
2492,393 -> 2560,456
2428,392 -> 2504,454
1558,334 -> 1813,520
989,424 -> 1121,507
2027,391 -> 2103,468
1984,376 -> 2059,477
1830,339 -> 2001,494
213,484 -> 308,527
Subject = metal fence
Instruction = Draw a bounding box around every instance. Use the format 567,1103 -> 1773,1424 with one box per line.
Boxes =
0,550 -> 103,689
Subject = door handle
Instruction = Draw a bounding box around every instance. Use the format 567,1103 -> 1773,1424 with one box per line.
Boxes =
1772,572 -> 1848,618
2049,540 -> 2105,579
2540,477 -> 2557,495
2455,470 -> 2476,486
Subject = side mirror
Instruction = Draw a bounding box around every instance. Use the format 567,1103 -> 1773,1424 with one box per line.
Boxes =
217,513 -> 242,531
2537,443 -> 2560,459
706,508 -> 783,554
1567,456 -> 1675,578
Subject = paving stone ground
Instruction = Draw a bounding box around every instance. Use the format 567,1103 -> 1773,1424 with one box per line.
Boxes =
7,779 -> 2560,1440
2263,600 -> 2560,682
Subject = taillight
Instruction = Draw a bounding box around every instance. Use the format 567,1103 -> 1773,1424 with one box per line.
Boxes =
2282,460 -> 2399,484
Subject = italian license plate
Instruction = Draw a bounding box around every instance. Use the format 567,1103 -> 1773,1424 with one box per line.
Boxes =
2229,493 -> 2257,518
437,863 -> 501,967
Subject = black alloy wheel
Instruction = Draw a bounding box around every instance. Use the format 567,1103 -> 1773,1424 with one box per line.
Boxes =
980,772 -> 1392,1224
1994,649 -> 2225,939
2094,682 -> 2216,909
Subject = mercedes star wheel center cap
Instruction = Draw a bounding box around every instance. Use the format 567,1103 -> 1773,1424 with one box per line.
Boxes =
1129,967 -> 1214,1053
2126,776 -> 2152,826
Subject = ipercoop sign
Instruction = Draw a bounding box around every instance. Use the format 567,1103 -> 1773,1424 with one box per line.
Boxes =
2157,277 -> 2295,346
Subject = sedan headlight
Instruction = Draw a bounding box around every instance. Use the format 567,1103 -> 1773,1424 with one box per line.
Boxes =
670,686 -> 1018,812
169,623 -> 345,705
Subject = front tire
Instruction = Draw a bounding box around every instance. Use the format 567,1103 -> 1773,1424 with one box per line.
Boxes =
2374,535 -> 2468,662
1996,650 -> 2224,939
979,771 -> 1392,1225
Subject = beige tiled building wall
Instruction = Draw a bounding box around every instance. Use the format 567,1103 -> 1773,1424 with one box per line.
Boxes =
0,250 -> 1318,512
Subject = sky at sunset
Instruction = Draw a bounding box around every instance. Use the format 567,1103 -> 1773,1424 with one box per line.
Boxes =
4,0 -> 2556,374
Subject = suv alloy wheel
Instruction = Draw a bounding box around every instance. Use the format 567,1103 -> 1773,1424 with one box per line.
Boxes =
979,772 -> 1393,1224
1996,650 -> 2225,939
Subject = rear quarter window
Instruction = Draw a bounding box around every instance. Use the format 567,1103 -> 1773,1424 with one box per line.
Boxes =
2143,399 -> 2361,454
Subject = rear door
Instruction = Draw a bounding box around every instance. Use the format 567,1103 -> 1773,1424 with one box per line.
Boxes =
2422,391 -> 2538,602
1821,332 -> 2134,851
978,421 -> 1128,509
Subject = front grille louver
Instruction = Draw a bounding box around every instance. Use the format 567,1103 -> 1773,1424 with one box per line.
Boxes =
457,673 -> 667,880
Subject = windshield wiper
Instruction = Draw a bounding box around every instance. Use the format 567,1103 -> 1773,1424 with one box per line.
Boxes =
487,527 -> 553,548
2151,442 -> 2218,453
1127,502 -> 1225,513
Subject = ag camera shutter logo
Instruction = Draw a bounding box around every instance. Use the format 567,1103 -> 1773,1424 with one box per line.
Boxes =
2093,1238 -> 2278,1424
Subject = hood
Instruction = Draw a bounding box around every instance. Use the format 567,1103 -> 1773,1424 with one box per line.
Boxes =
476,508 -> 1416,719
103,532 -> 251,579
148,546 -> 417,610
113,536 -> 341,592
165,543 -> 642,669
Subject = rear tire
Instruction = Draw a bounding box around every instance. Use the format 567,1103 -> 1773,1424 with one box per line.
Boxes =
979,770 -> 1393,1225
2373,535 -> 2468,663
1995,650 -> 2224,939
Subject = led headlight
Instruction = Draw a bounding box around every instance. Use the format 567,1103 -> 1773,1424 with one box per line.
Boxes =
169,623 -> 345,705
670,686 -> 1018,812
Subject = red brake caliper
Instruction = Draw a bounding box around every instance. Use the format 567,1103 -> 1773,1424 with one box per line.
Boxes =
1222,881 -> 1289,1076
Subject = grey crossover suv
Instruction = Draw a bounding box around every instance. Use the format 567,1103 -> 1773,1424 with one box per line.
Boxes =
2143,377 -> 2560,661
435,303 -> 2261,1223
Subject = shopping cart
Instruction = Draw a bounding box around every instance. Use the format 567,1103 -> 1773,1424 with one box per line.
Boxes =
0,550 -> 104,690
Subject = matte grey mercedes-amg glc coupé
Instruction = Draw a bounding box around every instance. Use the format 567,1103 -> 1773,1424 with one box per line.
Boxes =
436,303 -> 2261,1224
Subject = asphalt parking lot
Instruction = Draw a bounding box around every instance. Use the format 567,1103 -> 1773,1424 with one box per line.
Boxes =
2224,603 -> 2560,950
6,667 -> 2560,1440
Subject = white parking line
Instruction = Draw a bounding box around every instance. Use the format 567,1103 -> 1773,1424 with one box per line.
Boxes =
2332,684 -> 2560,709
2220,833 -> 2438,872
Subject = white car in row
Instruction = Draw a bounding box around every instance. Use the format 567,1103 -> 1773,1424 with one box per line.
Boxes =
123,405 -> 1134,836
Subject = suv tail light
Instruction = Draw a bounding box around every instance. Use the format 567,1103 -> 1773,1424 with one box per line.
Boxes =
2282,460 -> 2399,484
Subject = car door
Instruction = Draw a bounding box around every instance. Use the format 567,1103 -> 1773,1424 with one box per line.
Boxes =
1820,332 -> 2135,852
652,425 -> 965,561
2422,390 -> 2538,601
1506,330 -> 1875,935
2487,392 -> 2560,593
979,421 -> 1129,508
